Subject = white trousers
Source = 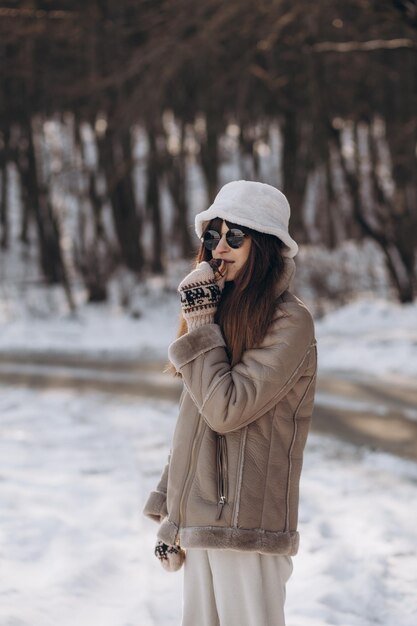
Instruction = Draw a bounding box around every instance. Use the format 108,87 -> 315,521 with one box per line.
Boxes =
182,548 -> 293,626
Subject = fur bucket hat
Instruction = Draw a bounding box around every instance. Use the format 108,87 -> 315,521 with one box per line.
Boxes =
195,180 -> 298,258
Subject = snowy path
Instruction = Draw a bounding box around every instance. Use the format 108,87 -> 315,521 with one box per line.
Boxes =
1,352 -> 417,462
1,385 -> 416,626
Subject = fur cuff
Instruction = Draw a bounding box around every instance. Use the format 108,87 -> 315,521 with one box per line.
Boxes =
142,490 -> 168,523
157,517 -> 180,546
168,324 -> 225,371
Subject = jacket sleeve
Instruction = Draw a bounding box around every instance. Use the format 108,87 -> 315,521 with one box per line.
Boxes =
168,303 -> 315,434
142,454 -> 170,523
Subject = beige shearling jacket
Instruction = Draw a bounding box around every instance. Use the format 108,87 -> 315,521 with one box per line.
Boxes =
143,259 -> 317,556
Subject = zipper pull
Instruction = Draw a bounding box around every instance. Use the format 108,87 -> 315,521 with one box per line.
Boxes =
216,495 -> 226,520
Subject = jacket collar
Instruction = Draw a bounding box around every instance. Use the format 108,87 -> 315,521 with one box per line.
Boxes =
275,257 -> 296,298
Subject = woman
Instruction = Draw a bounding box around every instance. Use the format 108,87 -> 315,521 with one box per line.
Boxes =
143,180 -> 317,626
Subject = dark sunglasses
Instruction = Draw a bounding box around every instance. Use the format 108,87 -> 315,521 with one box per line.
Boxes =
201,228 -> 247,250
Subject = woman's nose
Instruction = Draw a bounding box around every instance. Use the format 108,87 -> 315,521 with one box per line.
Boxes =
216,233 -> 230,253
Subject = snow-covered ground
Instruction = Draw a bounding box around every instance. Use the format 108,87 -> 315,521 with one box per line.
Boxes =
315,298 -> 417,382
0,385 -> 416,626
0,280 -> 180,362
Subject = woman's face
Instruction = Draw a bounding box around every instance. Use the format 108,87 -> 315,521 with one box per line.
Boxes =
211,220 -> 252,282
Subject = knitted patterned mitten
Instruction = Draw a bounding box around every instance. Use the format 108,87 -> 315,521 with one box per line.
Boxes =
178,261 -> 225,331
154,540 -> 186,572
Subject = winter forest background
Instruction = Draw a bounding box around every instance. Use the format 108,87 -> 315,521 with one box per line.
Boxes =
1,2 -> 417,626
1,0 -> 416,308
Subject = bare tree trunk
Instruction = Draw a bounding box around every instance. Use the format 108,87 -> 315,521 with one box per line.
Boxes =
200,110 -> 220,202
74,120 -> 109,245
238,122 -> 258,180
384,121 -> 417,302
97,121 -> 144,274
0,128 -> 9,249
165,121 -> 194,259
16,117 -> 75,312
324,156 -> 337,249
22,119 -> 60,283
18,151 -> 31,246
331,122 -> 415,303
303,40 -> 338,248
73,119 -> 111,302
146,127 -> 163,273
282,109 -> 309,243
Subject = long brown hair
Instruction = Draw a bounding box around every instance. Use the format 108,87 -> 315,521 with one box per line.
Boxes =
168,218 -> 287,373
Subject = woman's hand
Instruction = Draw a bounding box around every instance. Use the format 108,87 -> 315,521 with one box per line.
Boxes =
154,540 -> 186,572
178,261 -> 226,330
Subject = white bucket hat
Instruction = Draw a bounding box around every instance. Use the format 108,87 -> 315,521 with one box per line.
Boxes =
195,180 -> 298,258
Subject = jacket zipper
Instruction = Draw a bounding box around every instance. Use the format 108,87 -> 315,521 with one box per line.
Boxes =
216,434 -> 228,519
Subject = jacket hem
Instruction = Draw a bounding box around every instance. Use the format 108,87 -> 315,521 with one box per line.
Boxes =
179,526 -> 300,555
